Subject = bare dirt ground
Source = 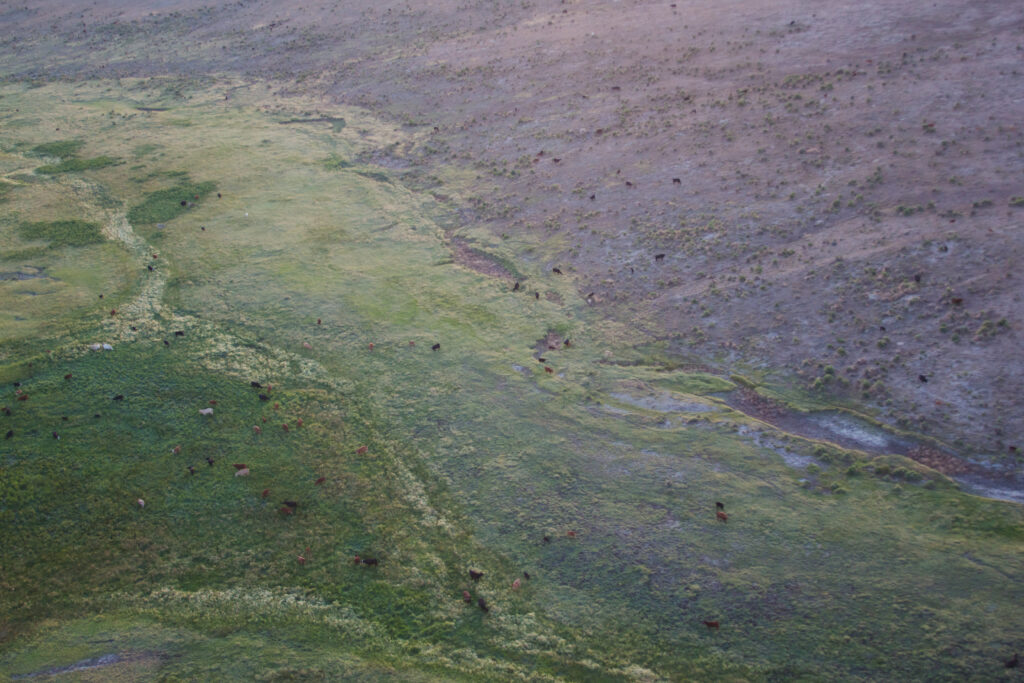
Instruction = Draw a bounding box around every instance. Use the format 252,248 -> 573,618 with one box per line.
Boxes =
2,0 -> 1021,464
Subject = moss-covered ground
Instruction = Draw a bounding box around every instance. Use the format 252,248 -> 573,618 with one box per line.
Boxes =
1,79 -> 1021,681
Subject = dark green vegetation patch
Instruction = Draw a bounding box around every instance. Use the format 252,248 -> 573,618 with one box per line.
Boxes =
17,219 -> 104,247
28,139 -> 84,158
35,156 -> 120,174
126,180 -> 216,225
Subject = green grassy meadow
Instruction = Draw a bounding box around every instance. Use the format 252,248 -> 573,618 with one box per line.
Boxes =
1,79 -> 1022,681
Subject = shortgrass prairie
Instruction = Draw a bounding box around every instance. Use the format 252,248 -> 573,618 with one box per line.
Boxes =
1,80 -> 1021,681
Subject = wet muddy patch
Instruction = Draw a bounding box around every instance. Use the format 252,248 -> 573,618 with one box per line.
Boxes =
609,391 -> 719,414
0,267 -> 50,282
722,391 -> 1023,503
449,237 -> 515,280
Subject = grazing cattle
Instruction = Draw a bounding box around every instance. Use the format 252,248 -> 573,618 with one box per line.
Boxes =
589,194 -> 595,200
137,499 -> 145,508
408,341 -> 415,347
356,445 -> 369,455
273,403 -> 279,410
282,500 -> 298,509
251,381 -> 262,388
259,394 -> 270,401
17,394 -> 28,402
2,407 -> 10,416
353,555 -> 362,565
368,343 -> 374,351
206,457 -> 215,466
296,418 -> 303,427
672,178 -> 681,184
297,554 -> 307,565
130,326 -> 137,331
552,158 -> 561,163
512,578 -> 521,590
951,297 -> 963,305
253,425 -> 262,434
535,292 -> 540,300
567,530 -> 576,538
174,330 -> 184,337
361,557 -> 379,566
217,193 -> 222,198
625,181 -> 633,187
235,468 -> 250,477
542,536 -> 550,544
478,597 -> 489,613
463,590 -> 472,603
918,375 -> 928,383
172,445 -> 181,455
717,511 -> 728,523
113,395 -> 125,401
544,366 -> 554,374
703,620 -> 719,630
513,281 -> 520,291
52,431 -> 59,439
303,342 -> 313,350
209,400 -> 217,405
64,373 -> 72,380
187,465 -> 196,475
282,423 -> 289,432
654,253 -> 665,262
317,318 -> 322,325
233,463 -> 248,470
164,340 -> 170,347
278,505 -> 294,515
537,357 -> 547,363
4,430 -> 12,439
563,339 -> 571,347
110,309 -> 117,316
716,501 -> 724,510
1006,653 -> 1019,669
262,489 -> 270,498
552,267 -> 563,275
148,265 -> 153,271
199,407 -> 213,416
523,571 -> 531,580
315,476 -> 326,485
432,343 -> 441,351
469,569 -> 484,582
